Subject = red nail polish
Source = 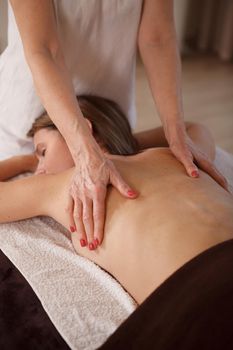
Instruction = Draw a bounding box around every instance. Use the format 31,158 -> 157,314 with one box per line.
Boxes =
127,190 -> 136,197
89,243 -> 95,250
80,239 -> 87,247
191,170 -> 199,178
70,226 -> 76,233
94,238 -> 99,247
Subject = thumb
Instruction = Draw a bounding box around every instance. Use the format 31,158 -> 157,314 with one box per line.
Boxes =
174,148 -> 199,178
183,158 -> 199,178
110,168 -> 138,199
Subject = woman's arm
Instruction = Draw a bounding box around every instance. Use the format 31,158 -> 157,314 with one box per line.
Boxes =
0,169 -> 72,230
0,175 -> 49,223
0,154 -> 38,181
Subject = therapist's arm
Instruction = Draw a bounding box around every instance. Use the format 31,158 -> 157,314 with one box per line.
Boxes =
10,0 -> 137,248
138,0 -> 185,153
137,0 -> 227,189
10,0 -> 87,149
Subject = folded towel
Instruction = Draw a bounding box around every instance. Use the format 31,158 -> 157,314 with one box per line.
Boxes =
0,216 -> 137,350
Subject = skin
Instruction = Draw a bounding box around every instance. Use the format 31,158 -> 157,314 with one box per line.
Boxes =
34,129 -> 75,175
33,123 -> 227,250
10,0 -> 227,254
0,124 -> 232,305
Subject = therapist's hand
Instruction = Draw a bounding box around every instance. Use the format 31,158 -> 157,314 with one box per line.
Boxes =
166,121 -> 228,190
66,142 -> 138,251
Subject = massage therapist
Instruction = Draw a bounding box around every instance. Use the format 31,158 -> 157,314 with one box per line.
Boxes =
10,0 -> 227,250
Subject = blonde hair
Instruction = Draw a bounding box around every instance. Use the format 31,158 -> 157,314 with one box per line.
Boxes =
27,95 -> 139,155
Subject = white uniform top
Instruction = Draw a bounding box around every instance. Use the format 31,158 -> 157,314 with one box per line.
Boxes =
0,0 -> 143,158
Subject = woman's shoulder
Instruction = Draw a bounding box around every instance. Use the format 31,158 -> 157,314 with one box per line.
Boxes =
112,147 -> 174,169
111,147 -> 175,184
133,147 -> 173,162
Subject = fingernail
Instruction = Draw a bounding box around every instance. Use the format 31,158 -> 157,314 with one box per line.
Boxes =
70,226 -> 76,233
94,238 -> 99,247
127,190 -> 136,197
80,239 -> 87,247
89,243 -> 95,250
191,170 -> 199,178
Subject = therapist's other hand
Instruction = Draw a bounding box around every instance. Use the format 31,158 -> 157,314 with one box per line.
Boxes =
167,122 -> 228,190
67,144 -> 138,250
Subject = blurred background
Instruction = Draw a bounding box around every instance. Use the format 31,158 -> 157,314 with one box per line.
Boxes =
0,0 -> 233,153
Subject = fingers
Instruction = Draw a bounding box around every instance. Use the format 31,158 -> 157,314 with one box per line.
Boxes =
170,139 -> 228,190
110,166 -> 139,199
68,158 -> 139,252
195,154 -> 228,190
66,195 -> 76,233
73,191 -> 106,250
175,145 -> 228,190
69,185 -> 106,251
73,198 -> 88,247
93,185 -> 107,245
72,193 -> 106,250
82,197 -> 95,250
66,195 -> 88,248
180,155 -> 199,178
171,145 -> 199,178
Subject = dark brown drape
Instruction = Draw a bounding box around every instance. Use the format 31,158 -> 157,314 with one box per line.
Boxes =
185,0 -> 233,61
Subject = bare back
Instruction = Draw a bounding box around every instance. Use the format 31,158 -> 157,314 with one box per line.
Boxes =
50,148 -> 233,304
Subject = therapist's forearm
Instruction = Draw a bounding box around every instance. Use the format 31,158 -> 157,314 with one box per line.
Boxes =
26,48 -> 92,157
138,34 -> 185,140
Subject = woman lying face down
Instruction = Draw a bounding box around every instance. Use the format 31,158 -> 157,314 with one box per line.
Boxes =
0,95 -> 233,305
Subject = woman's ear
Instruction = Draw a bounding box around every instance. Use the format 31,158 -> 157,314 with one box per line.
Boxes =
85,118 -> 93,133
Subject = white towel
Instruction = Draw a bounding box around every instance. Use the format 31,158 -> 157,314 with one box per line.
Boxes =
0,216 -> 137,350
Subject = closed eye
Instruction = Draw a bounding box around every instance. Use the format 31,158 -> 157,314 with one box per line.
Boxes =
35,143 -> 46,158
